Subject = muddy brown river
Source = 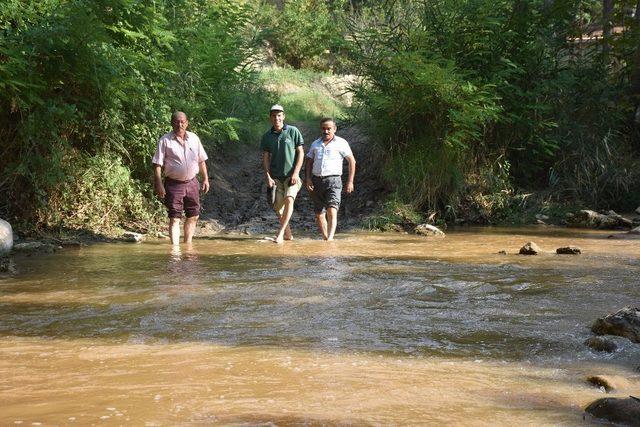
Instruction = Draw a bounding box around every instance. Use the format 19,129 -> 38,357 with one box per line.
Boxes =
1,227 -> 639,425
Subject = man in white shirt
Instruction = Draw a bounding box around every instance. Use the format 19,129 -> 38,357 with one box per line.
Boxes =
305,118 -> 356,241
152,111 -> 210,245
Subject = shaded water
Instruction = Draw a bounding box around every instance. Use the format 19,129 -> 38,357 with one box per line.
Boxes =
1,228 -> 639,425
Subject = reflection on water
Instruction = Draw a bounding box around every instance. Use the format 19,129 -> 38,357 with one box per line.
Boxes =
0,228 -> 639,424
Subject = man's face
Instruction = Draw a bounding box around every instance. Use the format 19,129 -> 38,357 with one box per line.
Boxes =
172,114 -> 188,134
270,111 -> 285,131
321,121 -> 336,141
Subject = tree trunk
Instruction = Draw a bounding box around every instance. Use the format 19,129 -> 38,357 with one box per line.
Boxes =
602,0 -> 614,60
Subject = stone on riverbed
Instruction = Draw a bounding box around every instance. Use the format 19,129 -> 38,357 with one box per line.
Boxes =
584,336 -> 618,353
591,307 -> 640,343
585,397 -> 640,425
556,246 -> 581,254
586,375 -> 630,393
13,241 -> 59,254
0,256 -> 15,273
519,241 -> 541,255
121,231 -> 144,243
568,209 -> 633,229
414,224 -> 445,238
0,219 -> 12,256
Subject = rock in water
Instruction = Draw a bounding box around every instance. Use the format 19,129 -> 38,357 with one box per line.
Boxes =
0,256 -> 15,273
122,231 -> 144,243
414,224 -> 445,238
591,306 -> 640,343
13,241 -> 58,254
584,336 -> 617,353
568,209 -> 632,229
585,397 -> 640,426
519,241 -> 541,255
556,246 -> 581,254
630,226 -> 640,235
0,219 -> 12,255
586,375 -> 630,392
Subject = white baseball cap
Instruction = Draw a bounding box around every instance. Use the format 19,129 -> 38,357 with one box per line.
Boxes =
270,104 -> 284,113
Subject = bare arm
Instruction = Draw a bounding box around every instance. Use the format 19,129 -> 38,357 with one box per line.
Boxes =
262,151 -> 275,188
199,161 -> 210,193
305,157 -> 314,191
153,164 -> 165,198
289,145 -> 304,185
345,155 -> 356,193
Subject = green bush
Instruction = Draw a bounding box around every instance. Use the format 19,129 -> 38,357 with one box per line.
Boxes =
0,0 -> 264,232
347,0 -> 640,218
262,0 -> 346,70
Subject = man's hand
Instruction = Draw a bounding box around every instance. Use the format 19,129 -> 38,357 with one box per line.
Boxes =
201,179 -> 210,194
289,174 -> 299,185
306,179 -> 314,192
155,181 -> 166,199
345,182 -> 354,193
266,176 -> 275,188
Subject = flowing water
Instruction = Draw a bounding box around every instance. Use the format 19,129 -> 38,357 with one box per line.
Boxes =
1,227 -> 639,425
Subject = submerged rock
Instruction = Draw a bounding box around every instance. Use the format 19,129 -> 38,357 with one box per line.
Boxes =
519,241 -> 541,255
0,218 -> 12,256
414,224 -> 445,238
584,336 -> 618,353
0,256 -> 15,274
586,375 -> 630,393
556,246 -> 581,254
497,250 -> 507,255
122,231 -> 144,243
591,306 -> 640,343
568,209 -> 633,229
585,397 -> 640,426
13,241 -> 59,254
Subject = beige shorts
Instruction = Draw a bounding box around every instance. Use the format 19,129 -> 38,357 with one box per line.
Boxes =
273,177 -> 302,216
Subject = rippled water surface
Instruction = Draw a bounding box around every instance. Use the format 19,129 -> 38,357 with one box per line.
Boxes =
1,228 -> 639,425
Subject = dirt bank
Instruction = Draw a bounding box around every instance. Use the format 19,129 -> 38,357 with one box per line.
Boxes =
199,122 -> 387,237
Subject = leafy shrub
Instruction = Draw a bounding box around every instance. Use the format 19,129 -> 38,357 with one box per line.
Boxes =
0,0 -> 263,231
262,0 -> 346,70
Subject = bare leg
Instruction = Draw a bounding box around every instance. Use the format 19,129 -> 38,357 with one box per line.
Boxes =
326,207 -> 338,241
315,212 -> 328,240
184,215 -> 199,244
169,217 -> 181,245
275,196 -> 295,243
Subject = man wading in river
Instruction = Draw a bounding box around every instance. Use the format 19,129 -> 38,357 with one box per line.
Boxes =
305,117 -> 356,240
261,104 -> 304,243
152,111 -> 210,245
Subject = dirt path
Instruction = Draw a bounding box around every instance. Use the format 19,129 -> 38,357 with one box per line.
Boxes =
199,122 -> 386,238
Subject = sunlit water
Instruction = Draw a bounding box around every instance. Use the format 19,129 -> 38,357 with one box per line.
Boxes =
1,227 -> 639,425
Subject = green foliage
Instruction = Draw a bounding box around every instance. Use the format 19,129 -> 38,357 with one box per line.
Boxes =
348,0 -> 640,217
41,155 -> 164,233
258,67 -> 347,123
363,198 -> 425,232
0,0 -> 263,231
262,0 -> 347,70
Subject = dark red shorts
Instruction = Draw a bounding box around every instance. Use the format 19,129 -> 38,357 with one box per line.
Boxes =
164,177 -> 200,218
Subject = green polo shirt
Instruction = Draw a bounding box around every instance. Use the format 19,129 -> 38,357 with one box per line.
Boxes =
260,124 -> 304,179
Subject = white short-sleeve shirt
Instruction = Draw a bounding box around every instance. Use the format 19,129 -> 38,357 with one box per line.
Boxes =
306,136 -> 353,177
152,131 -> 208,181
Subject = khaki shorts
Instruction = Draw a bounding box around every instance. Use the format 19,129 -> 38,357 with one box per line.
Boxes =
273,177 -> 302,216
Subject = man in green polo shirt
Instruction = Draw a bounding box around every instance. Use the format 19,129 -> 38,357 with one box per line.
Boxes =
260,104 -> 304,243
